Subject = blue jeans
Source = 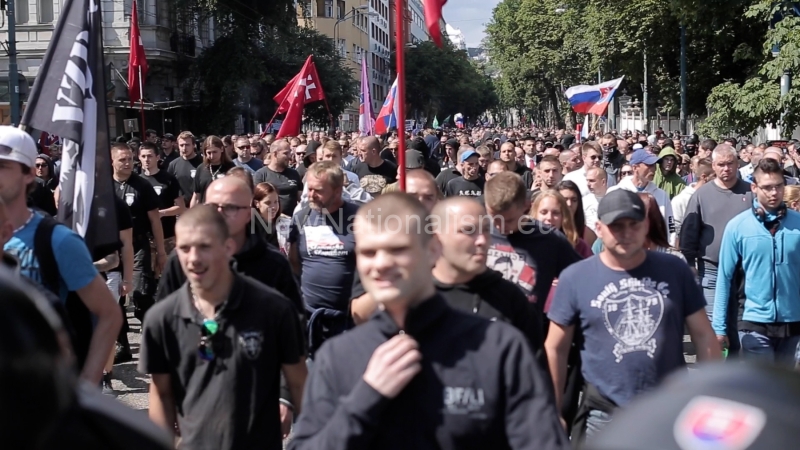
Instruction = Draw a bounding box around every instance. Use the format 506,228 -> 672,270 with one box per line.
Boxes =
585,409 -> 613,438
739,330 -> 800,367
700,262 -> 740,353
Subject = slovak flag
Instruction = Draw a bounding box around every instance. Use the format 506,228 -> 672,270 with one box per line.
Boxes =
375,77 -> 399,135
565,76 -> 625,116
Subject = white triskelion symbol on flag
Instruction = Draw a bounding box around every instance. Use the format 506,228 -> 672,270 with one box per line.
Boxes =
297,75 -> 316,100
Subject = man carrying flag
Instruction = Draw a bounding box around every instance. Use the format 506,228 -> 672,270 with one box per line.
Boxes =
11,0 -> 123,384
275,56 -> 329,138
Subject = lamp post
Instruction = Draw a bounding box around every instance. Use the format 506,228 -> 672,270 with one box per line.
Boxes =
334,5 -> 374,57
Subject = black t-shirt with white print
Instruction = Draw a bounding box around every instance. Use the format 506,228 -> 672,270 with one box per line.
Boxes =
351,160 -> 397,196
444,176 -> 485,198
140,170 -> 182,239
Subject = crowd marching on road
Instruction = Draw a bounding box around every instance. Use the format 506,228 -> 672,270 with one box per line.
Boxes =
3,124 -> 800,449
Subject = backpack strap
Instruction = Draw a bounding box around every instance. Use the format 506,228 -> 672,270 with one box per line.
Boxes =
33,214 -> 61,296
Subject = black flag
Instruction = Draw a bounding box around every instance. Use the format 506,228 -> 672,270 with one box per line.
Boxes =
21,0 -> 117,257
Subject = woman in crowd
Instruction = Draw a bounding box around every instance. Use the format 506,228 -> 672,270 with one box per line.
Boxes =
253,182 -> 291,255
530,189 -> 593,258
784,185 -> 800,212
555,180 -> 596,247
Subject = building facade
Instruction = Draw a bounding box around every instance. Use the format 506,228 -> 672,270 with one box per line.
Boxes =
300,0 -> 373,131
408,0 -> 427,44
0,0 -> 214,137
368,0 -> 391,115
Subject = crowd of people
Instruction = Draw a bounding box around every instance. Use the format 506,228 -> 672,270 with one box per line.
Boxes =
1,123 -> 799,449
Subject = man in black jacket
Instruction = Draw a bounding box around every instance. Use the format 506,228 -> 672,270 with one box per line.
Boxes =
290,193 -> 567,450
430,197 -> 546,368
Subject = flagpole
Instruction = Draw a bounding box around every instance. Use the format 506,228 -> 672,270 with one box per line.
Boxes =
394,0 -> 407,191
138,66 -> 146,135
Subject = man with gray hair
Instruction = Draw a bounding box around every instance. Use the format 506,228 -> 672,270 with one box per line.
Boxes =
739,145 -> 763,180
680,144 -> 753,354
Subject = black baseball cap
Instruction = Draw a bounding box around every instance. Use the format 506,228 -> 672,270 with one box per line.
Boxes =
587,363 -> 800,450
597,190 -> 645,225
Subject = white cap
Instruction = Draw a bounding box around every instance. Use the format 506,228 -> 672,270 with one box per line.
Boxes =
632,143 -> 643,150
0,126 -> 38,168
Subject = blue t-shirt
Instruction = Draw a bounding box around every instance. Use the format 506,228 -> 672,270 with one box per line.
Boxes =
3,212 -> 98,301
289,202 -> 358,311
548,251 -> 705,406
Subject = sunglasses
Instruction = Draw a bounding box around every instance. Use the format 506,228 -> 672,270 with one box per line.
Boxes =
621,170 -> 634,176
35,163 -> 48,168
237,145 -> 251,150
198,318 -> 219,361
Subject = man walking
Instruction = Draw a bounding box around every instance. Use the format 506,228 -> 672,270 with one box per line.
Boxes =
140,206 -> 307,450
291,193 -> 568,449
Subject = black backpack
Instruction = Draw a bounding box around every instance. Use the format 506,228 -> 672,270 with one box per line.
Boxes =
33,215 -> 94,370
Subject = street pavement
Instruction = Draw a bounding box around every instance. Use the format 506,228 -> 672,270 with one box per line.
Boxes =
113,308 -> 149,411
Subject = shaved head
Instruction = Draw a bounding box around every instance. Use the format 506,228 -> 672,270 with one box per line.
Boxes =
204,176 -> 254,237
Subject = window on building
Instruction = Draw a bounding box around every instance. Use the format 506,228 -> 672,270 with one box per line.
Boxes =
37,0 -> 54,23
323,0 -> 333,18
16,0 -> 29,25
336,0 -> 346,19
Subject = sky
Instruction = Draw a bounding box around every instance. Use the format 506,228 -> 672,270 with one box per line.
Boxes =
442,0 -> 501,48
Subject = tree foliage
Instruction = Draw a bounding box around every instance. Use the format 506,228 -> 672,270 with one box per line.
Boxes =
485,0 -> 770,132
699,0 -> 800,138
397,40 -> 498,124
168,0 -> 358,133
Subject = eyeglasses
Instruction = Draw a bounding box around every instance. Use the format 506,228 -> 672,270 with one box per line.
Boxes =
237,145 -> 251,150
621,170 -> 634,176
198,318 -> 219,361
756,183 -> 785,192
207,203 -> 251,216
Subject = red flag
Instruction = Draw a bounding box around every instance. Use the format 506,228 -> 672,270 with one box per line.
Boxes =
424,0 -> 448,47
274,72 -> 300,114
128,0 -> 148,105
276,56 -> 326,138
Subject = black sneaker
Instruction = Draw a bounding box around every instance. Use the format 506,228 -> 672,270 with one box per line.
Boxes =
102,372 -> 114,395
114,343 -> 133,364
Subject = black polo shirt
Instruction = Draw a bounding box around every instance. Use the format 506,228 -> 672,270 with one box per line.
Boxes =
139,272 -> 305,450
167,154 -> 203,205
113,173 -> 159,241
253,166 -> 303,217
140,170 -> 181,239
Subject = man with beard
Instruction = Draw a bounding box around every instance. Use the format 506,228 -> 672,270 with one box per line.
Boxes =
499,141 -> 534,189
531,156 -> 564,198
167,131 -> 203,207
608,149 -> 676,243
444,149 -> 484,198
653,147 -> 686,199
191,135 -> 236,207
289,161 -> 359,356
254,140 -> 303,217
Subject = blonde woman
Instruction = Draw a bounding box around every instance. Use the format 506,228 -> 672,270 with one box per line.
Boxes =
784,185 -> 800,211
530,190 -> 592,258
